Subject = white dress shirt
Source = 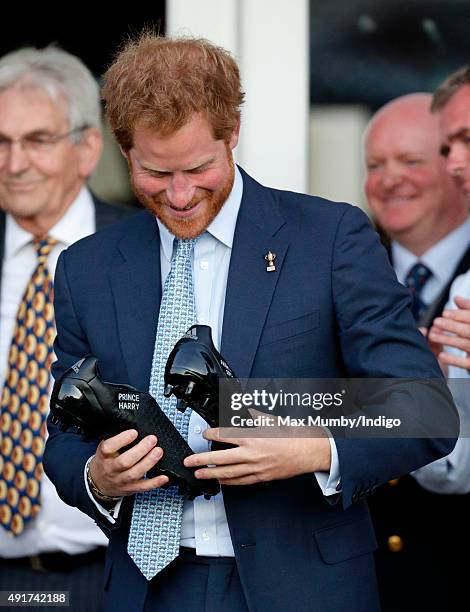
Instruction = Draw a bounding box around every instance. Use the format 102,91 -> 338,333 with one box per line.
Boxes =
89,167 -> 340,555
0,187 -> 108,557
413,270 -> 470,494
392,217 -> 470,305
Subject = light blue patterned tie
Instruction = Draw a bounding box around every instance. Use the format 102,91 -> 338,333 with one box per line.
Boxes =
127,238 -> 197,580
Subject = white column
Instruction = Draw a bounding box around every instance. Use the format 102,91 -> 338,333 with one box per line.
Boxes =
166,0 -> 309,192
309,106 -> 371,212
166,0 -> 239,54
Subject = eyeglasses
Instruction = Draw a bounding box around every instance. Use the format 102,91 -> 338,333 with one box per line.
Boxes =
0,126 -> 89,160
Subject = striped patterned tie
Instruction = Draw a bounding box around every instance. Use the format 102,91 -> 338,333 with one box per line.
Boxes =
0,236 -> 57,535
128,237 -> 197,580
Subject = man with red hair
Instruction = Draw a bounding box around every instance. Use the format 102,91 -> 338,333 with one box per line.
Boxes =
44,34 -> 456,612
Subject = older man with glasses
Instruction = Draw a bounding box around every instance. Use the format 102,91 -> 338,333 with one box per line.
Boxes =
0,46 -> 134,610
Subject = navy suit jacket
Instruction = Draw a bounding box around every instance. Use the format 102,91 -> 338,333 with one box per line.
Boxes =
44,169 -> 456,612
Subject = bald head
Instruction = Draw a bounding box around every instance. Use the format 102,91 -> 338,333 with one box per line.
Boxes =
364,93 -> 468,256
365,93 -> 439,149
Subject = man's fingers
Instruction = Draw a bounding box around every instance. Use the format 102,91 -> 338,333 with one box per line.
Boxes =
429,330 -> 470,352
454,295 -> 470,309
109,436 -> 162,472
428,329 -> 450,344
99,429 -> 139,456
432,317 -> 470,337
123,446 -> 164,483
132,474 -> 169,492
93,443 -> 167,496
193,463 -> 253,481
439,351 -> 470,370
202,427 -> 220,442
202,427 -> 244,445
441,310 -> 470,324
184,447 -> 243,468
112,435 -> 158,471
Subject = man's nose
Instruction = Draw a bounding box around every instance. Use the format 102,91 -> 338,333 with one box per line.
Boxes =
166,173 -> 196,207
380,163 -> 403,190
3,141 -> 31,174
446,142 -> 469,177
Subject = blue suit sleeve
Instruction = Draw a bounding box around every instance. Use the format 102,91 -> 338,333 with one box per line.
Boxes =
43,251 -> 120,535
330,205 -> 458,508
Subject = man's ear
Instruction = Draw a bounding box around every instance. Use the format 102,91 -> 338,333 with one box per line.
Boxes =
77,127 -> 103,179
228,119 -> 241,150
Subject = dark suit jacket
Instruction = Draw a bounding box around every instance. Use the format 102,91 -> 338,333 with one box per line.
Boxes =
371,230 -> 470,612
43,169 -> 456,612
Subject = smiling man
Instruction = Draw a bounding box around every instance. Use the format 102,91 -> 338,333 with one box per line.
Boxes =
0,86 -> 96,234
364,93 -> 470,326
420,69 -> 470,501
0,46 -> 134,610
429,68 -> 470,371
364,92 -> 470,612
436,76 -> 470,198
43,34 -> 457,612
128,115 -> 237,239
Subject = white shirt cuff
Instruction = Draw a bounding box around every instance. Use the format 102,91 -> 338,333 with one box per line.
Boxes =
314,432 -> 341,496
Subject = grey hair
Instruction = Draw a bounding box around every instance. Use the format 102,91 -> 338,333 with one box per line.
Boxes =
0,46 -> 102,140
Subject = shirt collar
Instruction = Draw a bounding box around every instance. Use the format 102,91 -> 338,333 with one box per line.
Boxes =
157,166 -> 243,262
392,216 -> 470,284
4,187 -> 95,259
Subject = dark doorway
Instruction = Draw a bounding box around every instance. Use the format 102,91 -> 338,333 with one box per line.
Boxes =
0,8 -> 166,78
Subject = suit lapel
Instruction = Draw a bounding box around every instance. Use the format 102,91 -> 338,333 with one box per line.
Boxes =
93,194 -> 109,231
110,212 -> 162,390
221,170 -> 289,378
